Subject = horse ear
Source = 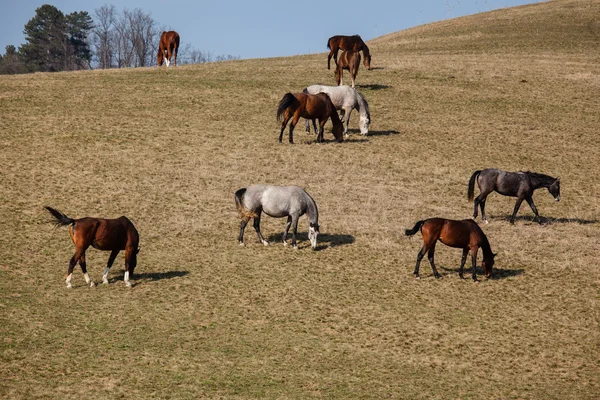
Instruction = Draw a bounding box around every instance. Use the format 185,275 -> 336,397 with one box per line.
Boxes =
493,252 -> 498,258
136,246 -> 141,254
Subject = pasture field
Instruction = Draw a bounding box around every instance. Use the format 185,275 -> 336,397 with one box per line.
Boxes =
1,0 -> 599,398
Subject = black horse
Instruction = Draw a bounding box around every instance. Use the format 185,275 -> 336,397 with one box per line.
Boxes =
468,169 -> 560,224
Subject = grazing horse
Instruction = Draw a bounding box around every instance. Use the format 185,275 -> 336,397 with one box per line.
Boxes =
468,168 -> 561,224
45,206 -> 140,288
327,34 -> 371,70
157,31 -> 180,67
405,218 -> 495,281
303,85 -> 370,136
235,185 -> 319,249
277,92 -> 343,144
335,50 -> 361,88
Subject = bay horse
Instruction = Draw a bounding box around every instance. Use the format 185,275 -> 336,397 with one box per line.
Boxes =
327,34 -> 371,70
277,92 -> 343,144
335,50 -> 361,89
303,84 -> 370,136
468,168 -> 561,224
157,31 -> 180,67
45,206 -> 140,288
405,218 -> 495,281
235,185 -> 319,249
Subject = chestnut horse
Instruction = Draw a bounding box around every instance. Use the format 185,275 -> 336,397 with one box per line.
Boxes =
277,92 -> 343,144
45,206 -> 140,288
405,218 -> 495,281
327,34 -> 371,70
157,31 -> 180,67
335,50 -> 361,88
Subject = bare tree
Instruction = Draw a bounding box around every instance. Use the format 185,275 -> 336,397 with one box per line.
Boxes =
93,5 -> 116,69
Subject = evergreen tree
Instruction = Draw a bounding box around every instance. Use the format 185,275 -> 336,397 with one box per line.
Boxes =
66,11 -> 93,70
0,45 -> 26,74
20,4 -> 67,72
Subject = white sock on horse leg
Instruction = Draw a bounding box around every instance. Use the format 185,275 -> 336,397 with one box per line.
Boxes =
66,273 -> 73,288
102,267 -> 110,284
124,271 -> 131,287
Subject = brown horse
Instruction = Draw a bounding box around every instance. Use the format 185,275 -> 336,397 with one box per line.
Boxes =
277,92 -> 343,144
327,34 -> 371,70
405,218 -> 495,281
335,50 -> 361,88
157,31 -> 180,67
45,206 -> 140,288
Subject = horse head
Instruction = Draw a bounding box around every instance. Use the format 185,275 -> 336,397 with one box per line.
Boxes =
549,178 -> 560,201
309,222 -> 319,250
483,252 -> 496,278
157,50 -> 164,66
359,111 -> 371,135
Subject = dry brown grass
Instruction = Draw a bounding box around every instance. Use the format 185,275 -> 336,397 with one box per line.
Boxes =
1,0 -> 599,398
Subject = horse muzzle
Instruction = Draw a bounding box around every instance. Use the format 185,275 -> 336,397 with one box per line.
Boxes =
555,196 -> 561,202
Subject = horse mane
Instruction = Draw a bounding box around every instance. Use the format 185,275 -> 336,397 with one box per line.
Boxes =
522,171 -> 557,186
355,91 -> 369,116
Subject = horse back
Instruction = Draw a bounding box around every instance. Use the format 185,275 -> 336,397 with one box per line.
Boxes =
436,218 -> 485,249
90,217 -> 138,251
482,168 -> 530,196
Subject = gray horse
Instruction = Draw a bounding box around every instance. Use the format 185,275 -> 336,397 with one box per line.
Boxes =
235,185 -> 319,249
468,168 -> 561,224
303,84 -> 370,136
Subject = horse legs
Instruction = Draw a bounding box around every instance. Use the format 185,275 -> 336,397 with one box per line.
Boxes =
471,247 -> 479,281
427,244 -> 441,279
173,45 -> 178,67
124,247 -> 136,287
525,196 -> 541,223
459,248 -> 468,279
279,114 -> 291,143
253,213 -> 268,246
479,198 -> 488,223
238,218 -> 249,245
343,108 -> 351,136
510,198 -> 525,224
317,119 -> 327,143
79,252 -> 95,287
282,216 -> 292,246
473,191 -> 491,223
350,71 -> 356,89
290,215 -> 300,249
66,248 -> 85,288
102,249 -> 120,284
413,245 -> 428,279
304,119 -> 317,134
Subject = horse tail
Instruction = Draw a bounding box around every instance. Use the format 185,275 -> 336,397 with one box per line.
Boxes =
45,206 -> 75,227
326,38 -> 331,50
234,188 -> 257,221
404,220 -> 425,237
277,93 -> 297,121
467,170 -> 482,202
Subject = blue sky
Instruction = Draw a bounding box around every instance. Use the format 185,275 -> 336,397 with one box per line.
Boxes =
0,0 -> 541,59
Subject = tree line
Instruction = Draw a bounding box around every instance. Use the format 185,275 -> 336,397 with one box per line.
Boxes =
0,4 -> 239,74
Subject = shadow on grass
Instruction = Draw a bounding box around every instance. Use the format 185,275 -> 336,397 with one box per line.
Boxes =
357,84 -> 391,90
366,130 -> 400,137
439,265 -> 524,280
367,67 -> 385,71
494,214 -> 598,225
114,270 -> 189,283
266,232 -> 355,250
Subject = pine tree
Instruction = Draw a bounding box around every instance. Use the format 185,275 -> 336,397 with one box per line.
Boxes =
66,11 -> 93,70
20,5 -> 67,72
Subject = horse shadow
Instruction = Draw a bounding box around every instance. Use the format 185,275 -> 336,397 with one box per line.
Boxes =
266,232 -> 355,250
495,214 -> 598,225
366,130 -> 400,137
113,270 -> 190,283
367,67 -> 385,71
357,84 -> 391,90
439,265 -> 524,280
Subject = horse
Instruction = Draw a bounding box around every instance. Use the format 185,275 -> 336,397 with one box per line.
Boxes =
235,185 -> 319,249
157,31 -> 180,67
45,206 -> 140,288
405,218 -> 495,281
326,34 -> 371,70
276,92 -> 343,144
335,50 -> 361,89
303,85 -> 370,136
468,168 -> 561,224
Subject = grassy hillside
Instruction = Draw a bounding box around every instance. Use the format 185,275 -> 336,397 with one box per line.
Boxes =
1,0 -> 599,398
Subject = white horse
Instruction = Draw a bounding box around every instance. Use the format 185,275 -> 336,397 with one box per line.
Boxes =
303,85 -> 370,136
235,185 -> 319,249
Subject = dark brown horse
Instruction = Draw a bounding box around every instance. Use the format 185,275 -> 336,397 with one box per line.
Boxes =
327,34 -> 371,70
45,207 -> 140,288
277,92 -> 343,144
157,31 -> 180,67
405,218 -> 495,281
335,50 -> 361,88
468,168 -> 560,224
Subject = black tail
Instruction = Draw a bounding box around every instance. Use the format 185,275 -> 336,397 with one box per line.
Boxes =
467,170 -> 482,202
276,93 -> 298,121
45,206 -> 75,227
405,220 -> 425,237
326,39 -> 331,50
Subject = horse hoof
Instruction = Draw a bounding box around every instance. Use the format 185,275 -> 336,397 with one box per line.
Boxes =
239,241 -> 245,247
459,274 -> 464,280
414,275 -> 421,280
293,245 -> 298,250
102,279 -> 109,285
435,275 -> 442,279
484,220 -> 489,224
125,282 -> 132,288
90,281 -> 96,288
262,241 -> 269,246
66,284 -> 72,289
283,242 -> 288,247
